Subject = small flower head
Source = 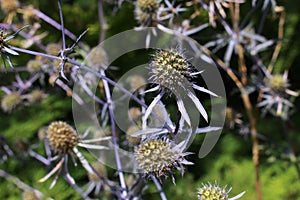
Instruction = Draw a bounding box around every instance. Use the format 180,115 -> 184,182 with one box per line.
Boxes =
0,0 -> 20,13
149,49 -> 193,94
258,71 -> 298,118
87,46 -> 108,70
135,0 -> 159,27
197,182 -> 229,200
27,90 -> 46,104
1,92 -> 22,112
47,121 -> 79,154
128,75 -> 146,91
268,74 -> 288,94
126,125 -> 141,145
26,59 -> 43,72
135,138 -> 192,182
46,43 -> 61,56
197,182 -> 245,200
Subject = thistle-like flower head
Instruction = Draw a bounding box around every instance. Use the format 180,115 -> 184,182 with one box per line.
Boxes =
135,0 -> 160,27
197,182 -> 229,200
258,71 -> 298,119
149,49 -> 193,94
1,92 -> 22,113
135,138 -> 192,183
87,46 -> 108,70
197,182 -> 245,200
47,121 -> 79,154
268,74 -> 288,94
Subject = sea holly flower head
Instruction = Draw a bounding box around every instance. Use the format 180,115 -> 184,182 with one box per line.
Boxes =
145,48 -> 218,126
197,182 -> 246,200
135,137 -> 193,183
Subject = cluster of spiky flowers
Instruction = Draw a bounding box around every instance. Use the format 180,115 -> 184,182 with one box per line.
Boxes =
39,121 -> 111,188
135,0 -> 160,27
197,182 -> 245,200
258,71 -> 298,119
135,137 -> 193,183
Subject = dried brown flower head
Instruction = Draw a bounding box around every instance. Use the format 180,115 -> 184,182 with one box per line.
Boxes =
47,121 -> 79,154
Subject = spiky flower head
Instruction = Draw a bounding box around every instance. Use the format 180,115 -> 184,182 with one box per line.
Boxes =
197,182 -> 229,200
1,92 -> 22,113
27,90 -> 46,104
126,125 -> 141,145
87,46 -> 108,70
149,49 -> 193,94
135,0 -> 159,26
268,74 -> 288,94
47,121 -> 79,154
0,0 -> 20,13
26,59 -> 43,72
129,75 -> 146,91
135,138 -> 192,182
46,43 -> 61,56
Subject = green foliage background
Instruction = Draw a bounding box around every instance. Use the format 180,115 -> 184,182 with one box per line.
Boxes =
1,0 -> 300,199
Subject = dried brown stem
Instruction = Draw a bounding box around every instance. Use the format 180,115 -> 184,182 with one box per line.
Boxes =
268,6 -> 285,73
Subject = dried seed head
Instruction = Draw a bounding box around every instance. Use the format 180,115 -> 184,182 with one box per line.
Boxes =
26,59 -> 43,72
268,74 -> 287,93
135,139 -> 179,177
149,49 -> 192,93
47,121 -> 79,154
46,43 -> 61,56
197,183 -> 229,200
126,125 -> 141,145
88,162 -> 107,182
0,0 -> 20,13
87,46 -> 108,70
27,90 -> 46,104
1,92 -> 22,113
135,0 -> 159,26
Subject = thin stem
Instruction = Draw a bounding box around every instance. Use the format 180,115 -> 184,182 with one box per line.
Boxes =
151,175 -> 167,200
100,69 -> 128,199
57,0 -> 66,52
0,169 -> 43,198
98,0 -> 106,43
33,9 -> 87,50
240,0 -> 262,29
257,0 -> 271,34
267,7 -> 285,73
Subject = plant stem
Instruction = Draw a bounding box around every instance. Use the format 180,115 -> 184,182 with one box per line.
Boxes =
100,69 -> 128,199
